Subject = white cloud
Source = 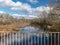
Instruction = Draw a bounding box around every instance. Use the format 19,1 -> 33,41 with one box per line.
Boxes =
29,6 -> 50,15
28,0 -> 38,3
0,11 -> 6,14
0,10 -> 38,19
11,3 -> 32,13
0,0 -> 50,15
0,0 -> 14,8
11,14 -> 38,19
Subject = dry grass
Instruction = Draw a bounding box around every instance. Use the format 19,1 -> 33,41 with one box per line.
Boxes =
0,21 -> 30,31
0,21 -> 30,37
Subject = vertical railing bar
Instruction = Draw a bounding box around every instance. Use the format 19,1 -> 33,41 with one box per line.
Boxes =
15,33 -> 17,45
23,33 -> 25,45
1,33 -> 2,45
35,33 -> 36,45
4,32 -> 5,45
19,32 -> 20,45
47,33 -> 49,45
54,33 -> 56,45
11,33 -> 14,45
17,32 -> 18,45
10,33 -> 11,45
22,33 -> 23,45
58,33 -> 59,45
13,32 -> 15,45
48,33 -> 49,45
28,33 -> 29,45
31,33 -> 32,45
13,33 -> 14,45
17,32 -> 19,45
55,33 -> 57,45
34,33 -> 36,45
35,33 -> 37,45
6,32 -> 7,45
38,33 -> 39,45
0,32 -> 1,45
15,33 -> 16,45
51,33 -> 52,45
3,33 -> 4,45
0,33 -> 1,45
25,33 -> 26,45
7,32 -> 8,45
41,33 -> 42,45
16,33 -> 18,45
7,34 -> 9,44
55,33 -> 56,45
44,33 -> 45,45
24,33 -> 26,45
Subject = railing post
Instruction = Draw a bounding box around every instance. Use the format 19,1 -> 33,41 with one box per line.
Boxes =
58,33 -> 59,45
54,33 -> 56,45
28,33 -> 29,45
10,33 -> 11,45
51,33 -> 52,45
4,32 -> 5,45
37,33 -> 39,45
41,33 -> 42,45
1,33 -> 2,45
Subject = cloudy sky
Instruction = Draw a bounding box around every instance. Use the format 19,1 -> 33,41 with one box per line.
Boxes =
0,0 -> 50,17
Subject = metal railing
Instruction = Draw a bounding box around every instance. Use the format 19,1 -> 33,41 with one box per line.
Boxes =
0,31 -> 60,45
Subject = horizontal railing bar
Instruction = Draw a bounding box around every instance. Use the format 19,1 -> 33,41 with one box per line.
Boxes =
0,31 -> 60,33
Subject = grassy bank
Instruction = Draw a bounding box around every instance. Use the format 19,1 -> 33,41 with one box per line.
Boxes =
30,18 -> 60,32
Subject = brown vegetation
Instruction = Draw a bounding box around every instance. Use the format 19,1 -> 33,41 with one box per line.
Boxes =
0,14 -> 30,37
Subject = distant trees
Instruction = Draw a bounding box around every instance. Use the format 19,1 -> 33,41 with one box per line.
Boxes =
48,0 -> 60,23
33,0 -> 60,31
0,14 -> 18,25
47,0 -> 60,31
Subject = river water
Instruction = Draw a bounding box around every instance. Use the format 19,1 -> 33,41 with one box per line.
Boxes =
0,26 -> 51,45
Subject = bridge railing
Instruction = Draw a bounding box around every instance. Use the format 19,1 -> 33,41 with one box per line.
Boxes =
0,31 -> 60,45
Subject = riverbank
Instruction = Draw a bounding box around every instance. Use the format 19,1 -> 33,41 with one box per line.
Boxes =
30,19 -> 60,32
0,21 -> 30,37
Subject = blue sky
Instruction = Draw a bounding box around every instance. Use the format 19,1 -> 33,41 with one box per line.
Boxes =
13,0 -> 49,7
0,0 -> 50,17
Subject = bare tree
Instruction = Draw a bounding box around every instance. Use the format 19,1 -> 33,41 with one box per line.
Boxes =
48,0 -> 60,31
48,0 -> 60,24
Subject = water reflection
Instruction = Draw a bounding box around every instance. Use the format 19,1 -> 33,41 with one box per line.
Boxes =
19,26 -> 44,32
0,26 -> 49,45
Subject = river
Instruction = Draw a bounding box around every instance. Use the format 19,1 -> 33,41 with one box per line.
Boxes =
0,26 -> 59,45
